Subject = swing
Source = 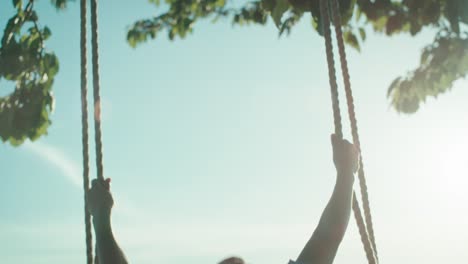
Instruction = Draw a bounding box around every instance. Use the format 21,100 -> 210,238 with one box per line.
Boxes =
79,0 -> 105,262
77,0 -> 379,263
319,0 -> 378,263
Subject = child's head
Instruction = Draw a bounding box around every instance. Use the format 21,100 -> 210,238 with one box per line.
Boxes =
219,257 -> 245,264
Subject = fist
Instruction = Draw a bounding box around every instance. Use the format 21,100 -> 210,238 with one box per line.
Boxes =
87,178 -> 114,217
331,134 -> 359,174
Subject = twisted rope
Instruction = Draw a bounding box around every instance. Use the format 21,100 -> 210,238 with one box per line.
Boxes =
352,195 -> 377,264
319,0 -> 342,139
81,0 -> 105,262
318,0 -> 377,263
80,0 -> 93,262
91,0 -> 105,181
329,0 -> 378,259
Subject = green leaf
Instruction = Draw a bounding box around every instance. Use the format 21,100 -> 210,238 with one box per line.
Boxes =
288,0 -> 312,12
148,0 -> 161,6
43,26 -> 52,39
215,0 -> 226,8
272,0 -> 290,28
358,27 -> 366,41
261,0 -> 275,12
388,35 -> 468,114
459,0 -> 468,23
0,106 -> 14,141
339,0 -> 356,24
355,7 -> 362,22
12,0 -> 22,9
372,16 -> 388,32
343,30 -> 360,52
26,10 -> 38,22
50,0 -> 68,10
311,11 -> 323,36
446,0 -> 460,34
0,8 -> 58,146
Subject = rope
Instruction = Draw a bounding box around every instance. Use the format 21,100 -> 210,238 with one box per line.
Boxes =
90,0 -> 105,181
79,0 -> 93,262
319,0 -> 342,139
329,0 -> 378,259
318,0 -> 377,263
352,196 -> 377,264
81,0 -> 105,262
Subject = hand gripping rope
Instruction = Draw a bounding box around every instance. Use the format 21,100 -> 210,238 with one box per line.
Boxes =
80,0 -> 106,262
318,0 -> 379,263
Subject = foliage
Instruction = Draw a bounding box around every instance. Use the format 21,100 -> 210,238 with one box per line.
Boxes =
0,0 -> 58,145
388,32 -> 468,113
1,0 -> 468,146
128,0 -> 468,113
127,0 -> 270,47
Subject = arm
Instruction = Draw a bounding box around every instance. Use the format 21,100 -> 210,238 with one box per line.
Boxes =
88,179 -> 129,264
295,134 -> 358,264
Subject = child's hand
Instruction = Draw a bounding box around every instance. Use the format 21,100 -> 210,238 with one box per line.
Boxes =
331,134 -> 359,175
87,178 -> 114,217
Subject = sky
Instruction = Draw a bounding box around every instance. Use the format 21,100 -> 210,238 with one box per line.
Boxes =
1,1 -> 468,264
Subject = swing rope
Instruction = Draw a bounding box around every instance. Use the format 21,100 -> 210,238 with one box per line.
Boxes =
319,0 -> 378,263
90,0 -> 105,182
319,0 -> 343,139
80,0 -> 93,262
80,0 -> 105,262
328,0 -> 378,258
79,1 -> 377,263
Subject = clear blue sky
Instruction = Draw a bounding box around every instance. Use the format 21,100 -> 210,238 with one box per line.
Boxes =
1,1 -> 468,263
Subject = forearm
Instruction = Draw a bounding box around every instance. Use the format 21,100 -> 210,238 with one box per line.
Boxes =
93,212 -> 128,264
318,172 -> 354,241
296,171 -> 354,264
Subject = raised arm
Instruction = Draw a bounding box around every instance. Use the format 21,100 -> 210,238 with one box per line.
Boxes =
294,134 -> 359,264
87,179 -> 129,264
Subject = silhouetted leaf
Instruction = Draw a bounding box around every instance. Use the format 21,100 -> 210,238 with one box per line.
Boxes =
50,0 -> 68,10
358,27 -> 366,41
446,0 -> 460,34
272,0 -> 290,27
388,36 -> 468,114
12,0 -> 22,9
0,2 -> 58,145
261,0 -> 275,12
343,30 -> 360,52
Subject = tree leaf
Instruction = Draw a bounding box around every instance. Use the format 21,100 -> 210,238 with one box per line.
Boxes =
459,0 -> 468,23
388,35 -> 468,114
261,0 -> 275,12
0,7 -> 57,146
272,0 -> 290,28
50,0 -> 68,10
343,30 -> 360,52
358,27 -> 366,41
12,0 -> 22,9
445,0 -> 460,34
148,0 -> 161,6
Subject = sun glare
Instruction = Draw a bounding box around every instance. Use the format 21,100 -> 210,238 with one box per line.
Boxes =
437,142 -> 468,200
